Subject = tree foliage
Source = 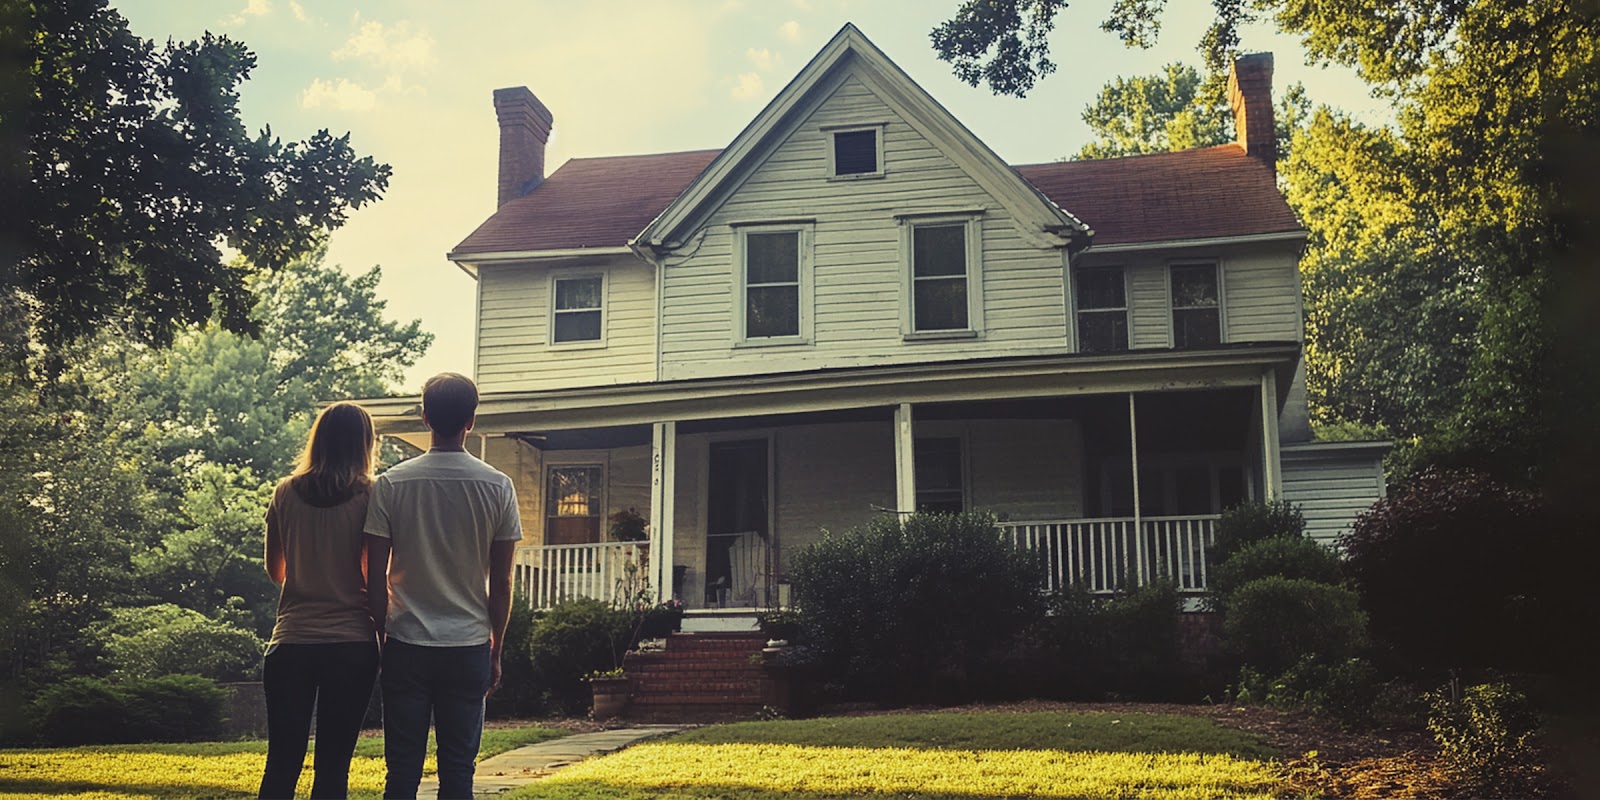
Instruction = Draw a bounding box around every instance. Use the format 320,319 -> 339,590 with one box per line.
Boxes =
930,0 -> 1070,97
3,0 -> 391,350
1076,63 -> 1231,159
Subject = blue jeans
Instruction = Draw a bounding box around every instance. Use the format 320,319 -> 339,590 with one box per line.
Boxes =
259,641 -> 380,800
380,640 -> 491,800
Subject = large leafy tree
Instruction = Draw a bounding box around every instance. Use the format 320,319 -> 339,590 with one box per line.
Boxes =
1076,63 -> 1231,159
2,0 -> 391,351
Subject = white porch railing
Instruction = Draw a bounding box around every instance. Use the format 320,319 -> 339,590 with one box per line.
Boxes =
515,541 -> 649,610
1002,515 -> 1219,594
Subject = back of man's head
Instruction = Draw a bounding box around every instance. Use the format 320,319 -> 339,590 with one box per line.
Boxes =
422,372 -> 478,439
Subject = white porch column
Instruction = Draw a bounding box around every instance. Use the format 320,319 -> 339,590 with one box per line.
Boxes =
1128,393 -> 1144,585
893,403 -> 916,514
1259,372 -> 1283,500
650,421 -> 678,599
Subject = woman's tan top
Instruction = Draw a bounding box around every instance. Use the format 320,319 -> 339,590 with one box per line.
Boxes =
266,478 -> 376,644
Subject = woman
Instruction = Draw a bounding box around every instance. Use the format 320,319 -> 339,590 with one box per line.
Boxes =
259,402 -> 382,800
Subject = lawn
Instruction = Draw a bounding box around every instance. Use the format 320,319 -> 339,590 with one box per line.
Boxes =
0,726 -> 566,800
509,711 -> 1286,800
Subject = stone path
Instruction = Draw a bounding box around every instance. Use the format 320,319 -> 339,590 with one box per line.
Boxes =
416,725 -> 689,797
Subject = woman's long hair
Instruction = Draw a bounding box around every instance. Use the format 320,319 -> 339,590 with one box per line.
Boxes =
289,402 -> 377,503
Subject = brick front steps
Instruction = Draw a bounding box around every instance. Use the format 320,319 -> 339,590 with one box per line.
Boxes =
622,632 -> 770,722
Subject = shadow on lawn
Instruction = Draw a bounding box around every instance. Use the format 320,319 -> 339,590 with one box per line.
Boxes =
0,776 -> 248,799
512,775 -> 1281,800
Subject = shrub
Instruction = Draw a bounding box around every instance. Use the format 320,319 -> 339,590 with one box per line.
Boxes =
1231,656 -> 1411,729
525,598 -> 634,715
1040,579 -> 1189,700
28,674 -> 226,745
789,512 -> 1044,704
487,588 -> 538,719
1223,577 -> 1367,675
1210,536 -> 1343,603
90,604 -> 263,682
637,600 -> 684,640
1210,501 -> 1305,565
1340,469 -> 1557,672
1428,682 -> 1549,797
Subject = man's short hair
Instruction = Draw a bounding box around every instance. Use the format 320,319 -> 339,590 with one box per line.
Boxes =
422,373 -> 478,438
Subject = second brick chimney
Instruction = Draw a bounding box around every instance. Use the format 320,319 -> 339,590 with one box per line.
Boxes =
493,86 -> 553,207
1227,53 -> 1275,171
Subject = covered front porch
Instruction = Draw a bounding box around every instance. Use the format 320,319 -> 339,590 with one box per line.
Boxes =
369,347 -> 1296,613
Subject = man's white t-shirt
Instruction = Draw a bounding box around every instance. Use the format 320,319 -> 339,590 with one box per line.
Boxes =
364,449 -> 522,647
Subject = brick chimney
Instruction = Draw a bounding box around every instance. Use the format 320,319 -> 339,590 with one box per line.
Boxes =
493,86 -> 553,207
1227,53 -> 1275,171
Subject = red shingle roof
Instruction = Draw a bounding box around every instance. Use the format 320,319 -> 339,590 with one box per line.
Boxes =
450,143 -> 1299,257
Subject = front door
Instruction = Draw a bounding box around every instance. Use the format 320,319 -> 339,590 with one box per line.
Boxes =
705,439 -> 770,607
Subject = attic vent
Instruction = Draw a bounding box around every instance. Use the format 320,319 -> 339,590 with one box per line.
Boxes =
831,128 -> 879,176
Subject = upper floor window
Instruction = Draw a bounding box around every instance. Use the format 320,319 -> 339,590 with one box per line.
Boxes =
737,226 -> 811,343
826,124 -> 884,178
914,436 -> 965,513
1076,266 -> 1128,352
1170,262 -> 1221,348
551,275 -> 603,345
905,217 -> 981,336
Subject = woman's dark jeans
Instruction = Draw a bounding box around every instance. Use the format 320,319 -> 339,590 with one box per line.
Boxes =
258,641 -> 380,800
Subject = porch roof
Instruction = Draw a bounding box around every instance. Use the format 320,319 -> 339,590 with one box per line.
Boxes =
362,342 -> 1299,438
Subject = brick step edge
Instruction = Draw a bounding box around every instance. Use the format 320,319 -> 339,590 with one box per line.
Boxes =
631,692 -> 764,705
632,681 -> 761,693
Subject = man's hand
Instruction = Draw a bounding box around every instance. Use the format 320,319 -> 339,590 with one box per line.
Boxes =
488,651 -> 503,697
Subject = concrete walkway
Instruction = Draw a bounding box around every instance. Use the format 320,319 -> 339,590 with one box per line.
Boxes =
416,725 -> 689,797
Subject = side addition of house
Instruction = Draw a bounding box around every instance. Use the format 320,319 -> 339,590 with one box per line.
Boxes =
367,25 -> 1388,620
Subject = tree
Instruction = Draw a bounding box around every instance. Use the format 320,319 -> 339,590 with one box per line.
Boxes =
3,0 -> 391,351
929,0 -> 1070,97
1076,63 -> 1231,159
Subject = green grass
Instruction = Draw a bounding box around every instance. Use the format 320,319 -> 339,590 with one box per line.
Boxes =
0,726 -> 566,800
510,711 -> 1285,800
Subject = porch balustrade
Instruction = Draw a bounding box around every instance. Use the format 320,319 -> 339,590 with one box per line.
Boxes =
514,541 -> 649,610
1001,515 -> 1219,594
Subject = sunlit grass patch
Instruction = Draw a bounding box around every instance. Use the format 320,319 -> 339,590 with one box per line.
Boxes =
514,742 -> 1282,800
509,711 -> 1284,800
0,726 -> 565,800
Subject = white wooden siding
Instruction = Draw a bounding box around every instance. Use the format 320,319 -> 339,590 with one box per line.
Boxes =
1127,264 -> 1171,349
659,74 -> 1070,380
1280,445 -> 1387,545
476,255 -> 656,393
1224,250 -> 1301,343
484,436 -> 541,546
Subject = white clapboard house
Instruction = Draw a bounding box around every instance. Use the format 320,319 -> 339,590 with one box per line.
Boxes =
366,24 -> 1387,627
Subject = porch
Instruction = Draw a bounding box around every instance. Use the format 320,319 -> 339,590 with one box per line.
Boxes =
512,513 -> 1221,610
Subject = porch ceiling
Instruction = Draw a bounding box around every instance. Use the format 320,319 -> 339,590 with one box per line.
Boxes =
363,344 -> 1299,435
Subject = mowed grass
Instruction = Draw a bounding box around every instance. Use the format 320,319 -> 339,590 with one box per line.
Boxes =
0,726 -> 566,800
509,711 -> 1286,800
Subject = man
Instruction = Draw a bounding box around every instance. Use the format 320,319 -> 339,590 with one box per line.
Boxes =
365,373 -> 520,799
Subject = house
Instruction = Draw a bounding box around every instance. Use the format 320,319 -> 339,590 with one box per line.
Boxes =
365,24 -> 1387,626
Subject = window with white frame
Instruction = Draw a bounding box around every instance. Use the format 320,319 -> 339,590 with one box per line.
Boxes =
914,437 -> 964,513
551,275 -> 603,344
545,465 -> 602,545
1170,262 -> 1221,348
908,221 -> 976,333
1075,266 -> 1128,352
740,228 -> 805,340
828,126 -> 883,178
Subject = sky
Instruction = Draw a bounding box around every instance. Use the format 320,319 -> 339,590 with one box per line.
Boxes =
113,0 -> 1391,393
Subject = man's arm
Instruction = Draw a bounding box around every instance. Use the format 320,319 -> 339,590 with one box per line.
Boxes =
487,538 -> 517,696
365,533 -> 391,644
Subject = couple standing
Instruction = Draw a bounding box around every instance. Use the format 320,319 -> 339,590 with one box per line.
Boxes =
259,373 -> 521,800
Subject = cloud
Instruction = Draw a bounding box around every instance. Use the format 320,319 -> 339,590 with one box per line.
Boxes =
300,78 -> 378,112
288,0 -> 307,22
730,72 -> 764,101
334,20 -> 436,74
223,0 -> 272,27
779,20 -> 802,42
746,48 -> 779,72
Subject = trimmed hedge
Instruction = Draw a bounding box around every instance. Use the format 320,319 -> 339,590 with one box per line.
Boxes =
1210,501 -> 1306,565
1209,536 -> 1343,603
1222,576 -> 1367,675
525,598 -> 634,715
28,674 -> 226,745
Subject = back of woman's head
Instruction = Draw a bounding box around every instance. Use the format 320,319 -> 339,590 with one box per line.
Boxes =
290,402 -> 376,504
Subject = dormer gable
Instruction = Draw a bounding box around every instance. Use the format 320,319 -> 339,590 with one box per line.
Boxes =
632,23 -> 1090,255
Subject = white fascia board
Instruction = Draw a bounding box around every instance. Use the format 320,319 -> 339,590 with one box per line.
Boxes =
1083,230 -> 1308,254
1281,440 -> 1395,457
449,246 -> 641,278
367,345 -> 1300,434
